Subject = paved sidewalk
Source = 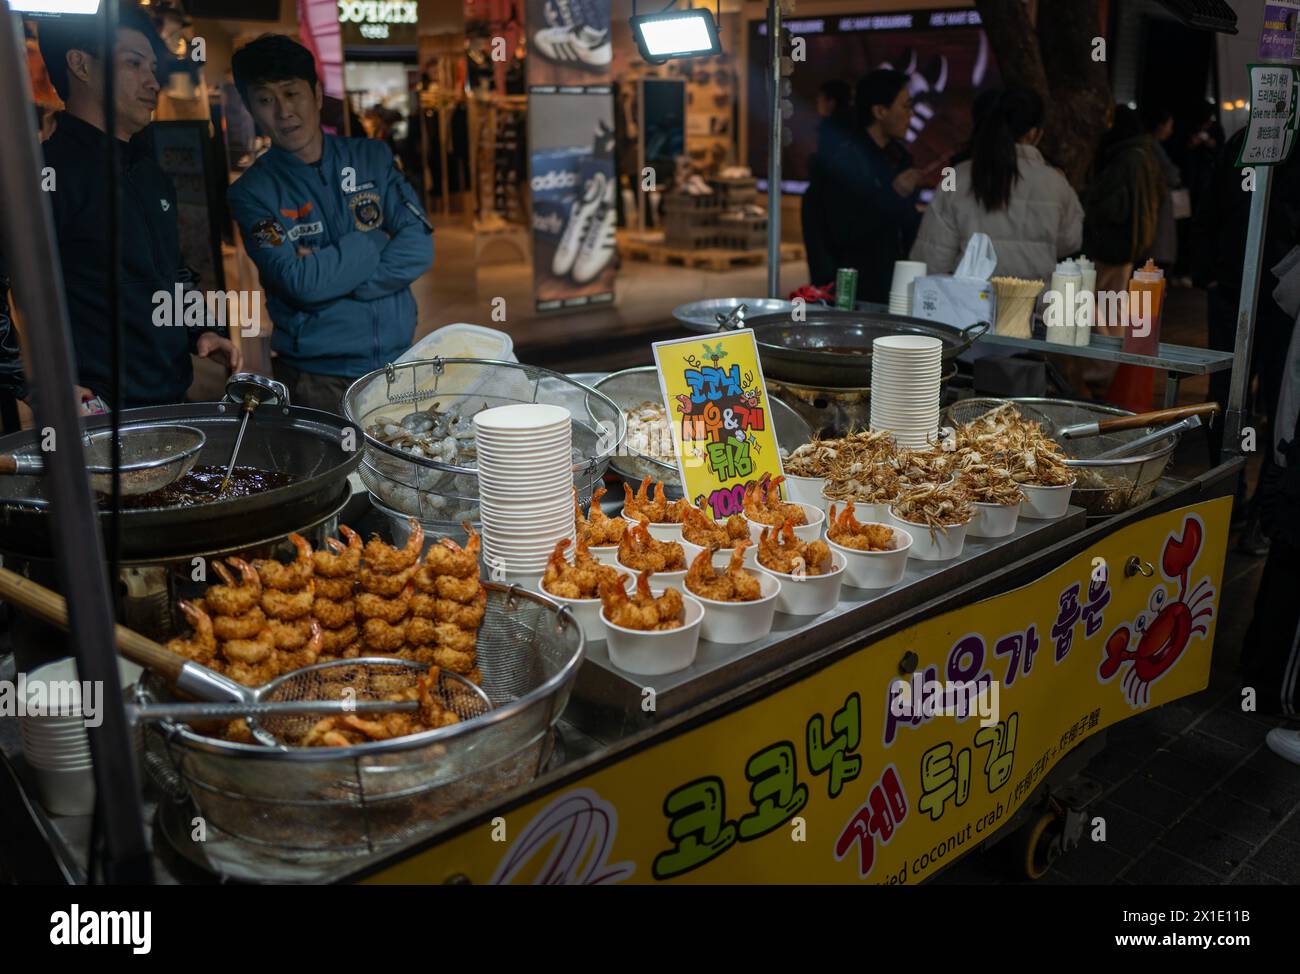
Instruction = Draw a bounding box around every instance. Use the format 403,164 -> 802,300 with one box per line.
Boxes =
937,544 -> 1300,885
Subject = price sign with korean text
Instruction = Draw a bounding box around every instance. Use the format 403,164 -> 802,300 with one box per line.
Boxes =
366,498 -> 1231,885
1238,64 -> 1300,167
650,331 -> 786,519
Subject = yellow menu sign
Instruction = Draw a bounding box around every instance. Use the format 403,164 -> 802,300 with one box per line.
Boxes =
651,331 -> 787,519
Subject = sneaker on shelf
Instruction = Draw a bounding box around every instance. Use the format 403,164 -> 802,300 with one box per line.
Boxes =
533,24 -> 612,68
686,174 -> 713,195
572,178 -> 617,284
1266,728 -> 1300,765
552,171 -> 607,277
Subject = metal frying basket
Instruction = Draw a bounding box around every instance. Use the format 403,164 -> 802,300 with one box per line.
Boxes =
943,397 -> 1181,516
140,583 -> 585,868
342,359 -> 625,525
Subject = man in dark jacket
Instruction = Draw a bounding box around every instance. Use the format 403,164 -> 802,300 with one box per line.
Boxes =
37,6 -> 238,408
0,269 -> 24,434
816,70 -> 923,305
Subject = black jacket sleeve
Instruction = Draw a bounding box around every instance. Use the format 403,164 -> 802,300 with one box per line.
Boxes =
0,267 -> 27,403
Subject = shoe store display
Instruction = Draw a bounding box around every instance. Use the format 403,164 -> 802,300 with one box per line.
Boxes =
533,0 -> 612,70
572,175 -> 616,284
553,171 -> 608,277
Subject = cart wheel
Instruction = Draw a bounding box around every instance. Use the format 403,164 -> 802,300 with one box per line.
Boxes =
1023,811 -> 1063,880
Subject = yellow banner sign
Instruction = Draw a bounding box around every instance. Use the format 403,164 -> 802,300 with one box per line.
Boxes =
368,498 -> 1230,885
650,331 -> 786,519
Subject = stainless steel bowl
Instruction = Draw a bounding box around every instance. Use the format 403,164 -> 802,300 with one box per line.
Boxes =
672,297 -> 799,333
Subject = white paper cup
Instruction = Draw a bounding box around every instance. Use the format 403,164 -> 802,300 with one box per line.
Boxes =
535,572 -> 632,643
33,765 -> 96,816
745,502 -> 824,544
889,510 -> 969,561
828,525 -> 913,589
602,592 -> 705,675
585,544 -> 620,566
969,500 -> 1022,538
474,402 -> 572,431
821,492 -> 897,525
890,260 -> 928,293
620,512 -> 684,542
784,473 -> 829,511
757,549 -> 846,616
1019,481 -> 1075,519
690,572 -> 780,644
681,538 -> 757,570
615,553 -> 687,592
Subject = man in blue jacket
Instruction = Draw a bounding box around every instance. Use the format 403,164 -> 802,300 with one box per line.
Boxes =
229,35 -> 434,412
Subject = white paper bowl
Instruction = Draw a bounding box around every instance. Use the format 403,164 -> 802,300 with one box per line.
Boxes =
585,543 -> 620,566
681,538 -> 757,570
474,402 -> 571,431
828,525 -> 913,589
889,510 -> 969,561
535,572 -> 632,643
745,502 -> 825,544
969,500 -> 1021,538
689,572 -> 780,644
602,591 -> 705,675
784,473 -> 829,510
1019,481 -> 1075,519
620,512 -> 683,542
615,552 -> 687,591
822,493 -> 897,526
757,549 -> 846,616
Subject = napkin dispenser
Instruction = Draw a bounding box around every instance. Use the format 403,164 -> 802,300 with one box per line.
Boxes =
910,233 -> 997,329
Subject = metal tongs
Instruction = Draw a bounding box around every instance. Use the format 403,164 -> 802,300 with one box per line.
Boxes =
217,373 -> 289,496
715,303 -> 750,331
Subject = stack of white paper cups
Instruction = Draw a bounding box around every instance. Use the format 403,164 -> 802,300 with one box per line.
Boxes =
869,335 -> 943,448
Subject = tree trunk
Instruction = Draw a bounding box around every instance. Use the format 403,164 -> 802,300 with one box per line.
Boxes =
973,0 -> 1050,95
1037,0 -> 1113,188
974,0 -> 1113,190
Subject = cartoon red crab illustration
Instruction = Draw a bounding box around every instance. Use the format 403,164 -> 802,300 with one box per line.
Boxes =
1098,516 -> 1215,707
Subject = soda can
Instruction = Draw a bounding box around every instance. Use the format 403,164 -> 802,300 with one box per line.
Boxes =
835,268 -> 858,310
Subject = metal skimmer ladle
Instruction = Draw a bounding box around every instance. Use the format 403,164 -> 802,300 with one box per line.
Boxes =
217,373 -> 288,496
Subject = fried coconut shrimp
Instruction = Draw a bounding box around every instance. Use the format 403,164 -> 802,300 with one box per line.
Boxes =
757,519 -> 832,576
313,596 -> 356,629
743,475 -> 807,527
576,486 -> 627,546
362,617 -> 407,652
827,502 -> 897,552
253,534 -> 314,591
261,579 -> 316,620
212,605 -> 267,641
685,543 -> 762,602
298,667 -> 459,747
266,616 -> 312,650
276,619 -> 322,672
622,476 -> 690,524
318,622 -> 359,655
416,524 -> 481,583
363,519 -> 424,573
313,525 -> 361,577
359,562 -> 418,596
410,591 -> 486,628
600,572 -> 684,631
356,586 -> 412,623
682,505 -> 750,549
165,600 -> 216,663
314,575 -> 356,601
543,538 -> 624,600
203,558 -> 261,616
618,519 -> 686,573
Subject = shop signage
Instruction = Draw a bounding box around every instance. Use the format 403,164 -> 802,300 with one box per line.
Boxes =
1260,2 -> 1300,61
337,0 -> 417,45
364,498 -> 1231,885
651,331 -> 787,520
1238,64 -> 1300,166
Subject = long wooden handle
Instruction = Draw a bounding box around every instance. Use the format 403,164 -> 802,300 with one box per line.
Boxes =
0,455 -> 17,475
0,565 -> 185,681
1095,403 -> 1219,435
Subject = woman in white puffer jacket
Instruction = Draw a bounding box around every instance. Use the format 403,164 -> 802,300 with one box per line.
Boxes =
910,86 -> 1083,285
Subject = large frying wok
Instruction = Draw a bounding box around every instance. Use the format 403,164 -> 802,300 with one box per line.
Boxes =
0,401 -> 361,560
722,307 -> 988,388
